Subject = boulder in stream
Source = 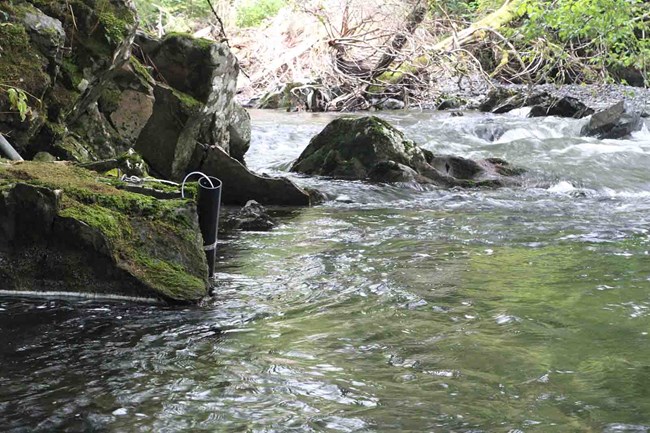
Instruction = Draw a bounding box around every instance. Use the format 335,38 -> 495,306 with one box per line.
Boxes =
528,96 -> 594,119
580,101 -> 643,139
135,33 -> 239,180
0,161 -> 209,303
226,200 -> 276,231
192,145 -> 312,206
291,116 -> 525,188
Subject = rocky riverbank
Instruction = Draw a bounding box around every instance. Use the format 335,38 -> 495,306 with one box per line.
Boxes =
0,0 -> 315,301
245,77 -> 649,117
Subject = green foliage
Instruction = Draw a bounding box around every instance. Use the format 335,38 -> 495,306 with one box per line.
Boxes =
429,0 -> 503,21
134,0 -> 214,33
235,0 -> 286,28
5,87 -> 30,121
511,0 -> 649,84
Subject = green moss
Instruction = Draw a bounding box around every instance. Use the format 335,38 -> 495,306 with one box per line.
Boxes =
98,87 -> 121,113
171,88 -> 202,112
54,136 -> 92,163
164,32 -> 214,52
96,0 -> 133,44
0,20 -> 50,97
61,58 -> 83,88
59,199 -> 130,243
0,161 -> 207,301
130,57 -> 155,85
133,253 -> 205,299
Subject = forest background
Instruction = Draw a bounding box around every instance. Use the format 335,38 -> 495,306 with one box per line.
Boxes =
134,0 -> 648,109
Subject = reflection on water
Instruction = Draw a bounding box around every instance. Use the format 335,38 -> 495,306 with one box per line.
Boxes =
1,110 -> 650,432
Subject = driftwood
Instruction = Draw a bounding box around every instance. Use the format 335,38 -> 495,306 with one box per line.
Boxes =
370,2 -> 427,79
330,1 -> 428,80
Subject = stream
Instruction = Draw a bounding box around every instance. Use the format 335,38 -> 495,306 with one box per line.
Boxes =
1,109 -> 650,432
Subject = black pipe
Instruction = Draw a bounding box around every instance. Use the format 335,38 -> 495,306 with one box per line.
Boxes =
197,176 -> 222,278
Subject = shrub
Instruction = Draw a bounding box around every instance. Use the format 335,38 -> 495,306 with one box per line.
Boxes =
235,0 -> 286,28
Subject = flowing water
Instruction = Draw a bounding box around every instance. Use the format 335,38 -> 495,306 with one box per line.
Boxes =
2,109 -> 650,432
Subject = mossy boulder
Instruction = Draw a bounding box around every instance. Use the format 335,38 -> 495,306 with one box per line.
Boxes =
134,34 -> 239,179
291,116 -> 430,179
291,116 -> 526,188
0,160 -> 209,303
0,0 -> 138,158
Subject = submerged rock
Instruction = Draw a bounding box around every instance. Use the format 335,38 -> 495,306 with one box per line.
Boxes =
580,101 -> 643,139
291,116 -> 524,187
0,161 -> 209,303
227,200 -> 276,231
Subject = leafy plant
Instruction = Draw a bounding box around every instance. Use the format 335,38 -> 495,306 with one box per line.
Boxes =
509,0 -> 649,84
3,86 -> 32,122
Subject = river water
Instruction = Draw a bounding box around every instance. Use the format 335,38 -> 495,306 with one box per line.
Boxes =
2,109 -> 650,432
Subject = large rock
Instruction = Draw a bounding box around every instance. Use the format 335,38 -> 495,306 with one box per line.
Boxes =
228,102 -> 252,163
136,84 -> 205,180
0,0 -> 138,158
135,34 -> 238,179
291,116 -> 430,179
479,88 -> 546,113
192,145 -> 312,206
291,116 -> 524,188
0,161 -> 209,303
580,101 -> 643,139
528,96 -> 594,118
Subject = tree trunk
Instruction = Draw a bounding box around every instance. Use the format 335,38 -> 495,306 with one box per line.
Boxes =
370,2 -> 428,79
432,0 -> 525,51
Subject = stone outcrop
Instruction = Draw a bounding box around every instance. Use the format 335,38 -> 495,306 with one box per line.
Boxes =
0,0 -> 139,159
0,161 -> 209,303
193,145 -> 311,205
479,88 -> 593,118
580,101 -> 643,139
0,1 -> 316,302
134,33 -> 239,179
0,2 -> 307,206
291,116 -> 524,187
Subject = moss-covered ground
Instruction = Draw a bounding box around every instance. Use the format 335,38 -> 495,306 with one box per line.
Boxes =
0,160 -> 207,301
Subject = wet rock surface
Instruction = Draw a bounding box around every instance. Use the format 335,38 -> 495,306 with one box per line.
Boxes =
226,200 -> 276,231
291,115 -> 525,187
0,161 -> 209,303
194,146 -> 311,206
479,88 -> 594,118
580,101 -> 644,139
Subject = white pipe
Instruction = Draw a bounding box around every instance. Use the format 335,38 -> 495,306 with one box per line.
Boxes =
181,171 -> 214,198
0,133 -> 23,161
